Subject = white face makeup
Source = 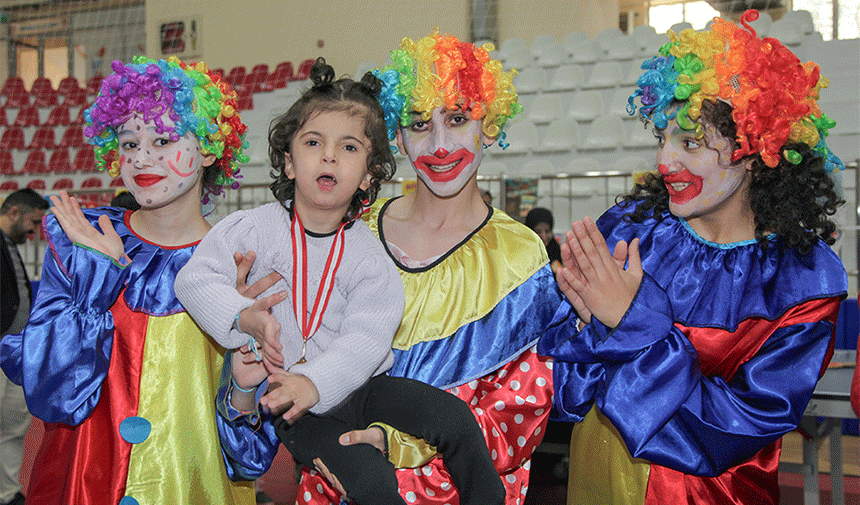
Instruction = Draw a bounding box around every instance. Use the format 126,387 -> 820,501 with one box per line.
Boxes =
118,114 -> 213,210
397,106 -> 489,197
655,118 -> 748,220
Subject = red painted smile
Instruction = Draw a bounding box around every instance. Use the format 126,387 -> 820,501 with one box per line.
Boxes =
415,148 -> 476,183
660,165 -> 703,205
134,174 -> 165,187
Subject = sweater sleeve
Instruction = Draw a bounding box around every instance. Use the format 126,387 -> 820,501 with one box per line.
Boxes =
175,209 -> 263,349
290,250 -> 404,414
547,272 -> 842,477
0,213 -> 130,424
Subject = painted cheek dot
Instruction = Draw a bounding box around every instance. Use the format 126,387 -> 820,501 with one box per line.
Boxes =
119,416 -> 151,444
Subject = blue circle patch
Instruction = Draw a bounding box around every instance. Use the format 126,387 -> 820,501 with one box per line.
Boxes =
119,416 -> 151,444
119,496 -> 139,505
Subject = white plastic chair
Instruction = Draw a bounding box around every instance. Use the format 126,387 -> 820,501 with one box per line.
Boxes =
549,64 -> 584,92
563,31 -> 588,48
536,117 -> 582,152
480,159 -> 509,176
612,155 -> 650,173
522,159 -> 557,176
605,37 -> 635,61
782,10 -> 815,35
568,39 -> 599,64
499,120 -> 538,154
563,157 -> 601,174
582,114 -> 625,150
623,59 -> 644,86
768,19 -> 804,46
505,46 -> 534,71
498,37 -> 526,61
632,25 -> 657,55
670,22 -> 694,33
596,28 -> 625,59
531,34 -> 557,58
513,67 -> 547,94
528,94 -> 563,124
625,120 -> 658,148
583,61 -> 623,89
746,11 -> 772,37
537,43 -> 567,68
608,88 -> 635,117
568,90 -> 605,122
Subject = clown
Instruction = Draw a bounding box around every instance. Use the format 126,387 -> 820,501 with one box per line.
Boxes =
290,31 -> 562,505
0,56 -> 254,505
539,11 -> 848,505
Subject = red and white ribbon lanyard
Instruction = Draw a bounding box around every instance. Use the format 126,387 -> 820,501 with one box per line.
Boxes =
290,208 -> 347,367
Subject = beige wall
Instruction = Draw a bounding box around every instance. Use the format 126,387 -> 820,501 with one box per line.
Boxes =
145,0 -> 619,75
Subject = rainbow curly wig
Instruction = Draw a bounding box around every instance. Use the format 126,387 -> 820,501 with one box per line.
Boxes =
373,30 -> 522,149
628,10 -> 843,172
84,56 -> 249,202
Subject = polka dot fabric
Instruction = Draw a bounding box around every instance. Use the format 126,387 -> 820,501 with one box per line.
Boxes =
297,347 -> 553,504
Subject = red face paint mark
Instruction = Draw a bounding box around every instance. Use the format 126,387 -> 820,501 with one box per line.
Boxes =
167,154 -> 197,177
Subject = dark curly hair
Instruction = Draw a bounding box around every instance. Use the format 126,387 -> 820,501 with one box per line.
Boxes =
619,99 -> 842,255
269,57 -> 396,222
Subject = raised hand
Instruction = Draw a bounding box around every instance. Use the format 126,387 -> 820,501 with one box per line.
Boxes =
560,217 -> 642,328
49,191 -> 125,261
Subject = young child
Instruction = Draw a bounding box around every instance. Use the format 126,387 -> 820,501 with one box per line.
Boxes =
0,56 -> 254,505
175,58 -> 505,505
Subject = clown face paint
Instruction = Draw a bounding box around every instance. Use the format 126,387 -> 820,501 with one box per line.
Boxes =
655,119 -> 749,221
118,114 -> 213,209
397,106 -> 487,197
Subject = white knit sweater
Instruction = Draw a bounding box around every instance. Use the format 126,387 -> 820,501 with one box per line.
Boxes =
175,202 -> 404,413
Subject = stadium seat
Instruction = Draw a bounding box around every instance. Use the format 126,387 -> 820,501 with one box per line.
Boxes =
670,22 -> 693,32
513,67 -> 547,94
81,177 -> 103,188
536,117 -> 582,152
225,66 -> 247,89
536,43 -> 567,68
549,64 -> 584,91
503,46 -> 532,70
1,127 -> 26,150
582,114 -> 625,150
49,148 -> 73,173
498,37 -> 526,62
26,179 -> 46,190
263,61 -> 294,90
631,25 -> 658,55
74,146 -> 98,172
0,180 -> 19,191
22,150 -> 47,174
563,157 -> 601,174
0,149 -> 15,175
522,159 -> 556,176
568,39 -> 599,64
73,104 -> 90,124
210,68 -> 225,79
52,178 -> 74,190
746,11 -> 772,36
568,90 -> 605,121
28,127 -> 57,150
531,34 -> 557,54
4,90 -> 30,108
244,64 -> 269,93
109,177 -> 126,187
0,107 -> 6,126
528,94 -> 563,124
45,103 -> 71,125
625,120 -> 658,148
604,36 -> 635,61
58,125 -> 85,149
294,59 -> 315,81
583,61 -> 624,89
498,120 -> 538,154
1,76 -> 26,97
236,93 -> 254,111
782,9 -> 815,35
13,104 -> 40,127
57,76 -> 82,97
63,87 -> 88,107
86,75 -> 103,95
768,20 -> 804,46
31,78 -> 58,107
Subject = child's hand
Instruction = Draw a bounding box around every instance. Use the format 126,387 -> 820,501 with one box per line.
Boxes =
236,294 -> 286,368
50,191 -> 125,261
231,345 -> 269,390
561,217 -> 642,328
234,250 -> 284,298
260,371 -> 319,424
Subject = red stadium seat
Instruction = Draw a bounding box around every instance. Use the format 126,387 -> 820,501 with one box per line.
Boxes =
0,107 -> 7,126
1,77 -> 25,96
236,93 -> 253,111
86,75 -> 103,95
57,76 -> 82,97
0,180 -> 19,191
263,61 -> 294,90
31,86 -> 58,108
52,178 -> 74,190
22,150 -> 47,174
48,148 -> 73,174
0,149 -> 15,175
4,90 -> 30,108
109,177 -> 126,187
13,105 -> 40,127
294,59 -> 315,81
45,103 -> 71,126
210,68 -> 225,79
58,125 -> 85,149
73,103 -> 91,124
81,176 -> 103,188
30,77 -> 53,94
28,127 -> 56,150
225,66 -> 247,89
244,64 -> 269,93
63,87 -> 88,107
73,146 -> 98,172
26,179 -> 46,190
1,127 -> 26,150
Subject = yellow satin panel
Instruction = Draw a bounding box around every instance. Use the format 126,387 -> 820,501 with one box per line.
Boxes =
568,407 -> 650,505
125,313 -> 254,505
371,422 -> 438,468
364,200 -> 548,350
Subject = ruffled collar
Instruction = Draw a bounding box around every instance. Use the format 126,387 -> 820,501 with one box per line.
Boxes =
597,204 -> 847,330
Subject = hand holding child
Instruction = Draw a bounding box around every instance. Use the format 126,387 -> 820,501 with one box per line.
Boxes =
557,217 -> 643,328
233,251 -> 287,368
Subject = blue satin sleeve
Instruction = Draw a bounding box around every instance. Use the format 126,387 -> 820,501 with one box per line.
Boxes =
0,219 -> 129,425
549,273 -> 836,477
215,351 -> 280,481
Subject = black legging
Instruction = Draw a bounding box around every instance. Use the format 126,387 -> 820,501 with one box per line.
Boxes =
274,373 -> 505,505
